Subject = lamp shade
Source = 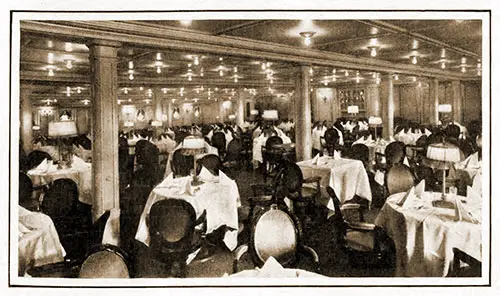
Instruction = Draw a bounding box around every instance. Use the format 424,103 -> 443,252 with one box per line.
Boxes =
124,121 -> 135,127
250,109 -> 259,115
426,142 -> 461,163
438,104 -> 452,113
32,125 -> 40,131
48,121 -> 77,138
181,136 -> 205,150
262,110 -> 278,120
347,105 -> 359,114
228,114 -> 236,120
368,116 -> 382,125
151,120 -> 163,127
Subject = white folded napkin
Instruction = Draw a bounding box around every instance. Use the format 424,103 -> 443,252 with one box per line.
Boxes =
259,256 -> 285,277
424,128 -> 432,136
396,186 -> 416,207
374,170 -> 385,186
415,180 -> 425,198
389,136 -> 395,142
219,170 -> 232,185
35,158 -> 48,171
472,172 -> 482,194
353,137 -> 365,145
156,173 -> 174,188
463,152 -> 481,169
467,185 -> 481,201
454,198 -> 480,224
366,134 -> 373,143
199,166 -> 218,182
72,155 -> 88,168
310,154 -> 320,165
333,150 -> 342,160
397,129 -> 405,136
403,156 -> 410,167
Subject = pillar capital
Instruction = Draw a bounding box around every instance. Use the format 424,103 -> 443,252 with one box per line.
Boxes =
88,40 -> 121,59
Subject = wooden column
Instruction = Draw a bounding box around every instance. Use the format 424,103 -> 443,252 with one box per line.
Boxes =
20,85 -> 34,155
153,88 -> 163,122
430,78 -> 440,124
166,101 -> 173,128
367,84 -> 381,117
381,73 -> 394,138
295,65 -> 312,161
451,80 -> 463,123
236,94 -> 244,127
88,40 -> 121,220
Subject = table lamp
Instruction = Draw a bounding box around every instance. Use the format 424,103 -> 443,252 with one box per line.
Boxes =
368,116 -> 382,140
347,105 -> 359,119
48,120 -> 78,169
181,136 -> 206,186
425,142 -> 461,198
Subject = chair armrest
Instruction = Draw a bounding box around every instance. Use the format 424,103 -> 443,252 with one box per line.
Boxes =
340,203 -> 365,222
300,245 -> 320,272
233,244 -> 249,273
303,176 -> 321,184
347,221 -> 376,232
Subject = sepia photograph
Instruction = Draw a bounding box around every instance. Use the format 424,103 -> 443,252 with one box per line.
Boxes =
4,1 -> 498,294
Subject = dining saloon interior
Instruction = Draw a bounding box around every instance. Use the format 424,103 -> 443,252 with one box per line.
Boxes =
14,15 -> 487,282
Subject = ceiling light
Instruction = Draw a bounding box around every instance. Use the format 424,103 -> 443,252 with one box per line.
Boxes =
65,59 -> 73,69
372,72 -> 377,79
188,63 -> 192,68
332,69 -> 336,74
76,87 -> 81,94
440,48 -> 446,58
411,39 -> 419,50
324,80 -> 329,86
124,88 -> 128,94
53,99 -> 57,103
156,66 -> 162,74
412,77 -> 417,82
117,100 -> 121,105
156,52 -> 162,60
64,42 -> 73,52
261,63 -> 266,70
394,74 -> 399,80
188,75 -> 192,81
441,62 -> 446,69
48,68 -> 54,77
219,57 -> 223,61
179,20 -> 192,26
356,76 -> 360,84
139,86 -> 144,91
461,57 -> 467,64
200,85 -> 204,91
461,66 -> 466,73
234,66 -> 238,73
410,55 -> 418,65
162,88 -> 168,94
194,56 -> 199,66
128,98 -> 132,102
234,77 -> 238,83
128,61 -> 134,69
128,70 -> 134,80
47,53 -> 54,64
345,70 -> 349,77
66,86 -> 71,96
309,67 -> 313,75
368,45 -> 379,57
83,99 -> 89,105
219,70 -> 224,77
332,76 -> 336,82
300,31 -> 316,46
418,81 -> 422,87
47,40 -> 53,48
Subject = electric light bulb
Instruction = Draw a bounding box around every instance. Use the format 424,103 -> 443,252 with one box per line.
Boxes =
156,66 -> 161,74
219,70 -> 223,77
48,69 -> 54,76
370,47 -> 377,57
129,73 -> 134,80
304,36 -> 311,46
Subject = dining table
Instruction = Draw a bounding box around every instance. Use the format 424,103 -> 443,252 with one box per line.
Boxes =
374,191 -> 482,277
18,206 -> 66,276
136,169 -> 241,252
296,156 -> 372,210
27,156 -> 93,205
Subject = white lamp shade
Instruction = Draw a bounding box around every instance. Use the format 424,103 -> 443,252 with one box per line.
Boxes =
438,104 -> 452,113
48,121 -> 77,138
250,109 -> 259,115
262,110 -> 279,120
32,125 -> 40,131
124,121 -> 135,127
181,136 -> 205,149
151,120 -> 163,127
368,116 -> 382,125
228,114 -> 236,120
347,105 -> 359,114
426,143 -> 461,162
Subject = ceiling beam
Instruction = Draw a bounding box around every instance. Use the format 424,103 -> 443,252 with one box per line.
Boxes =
356,20 -> 480,58
213,20 -> 271,36
20,20 -> 476,81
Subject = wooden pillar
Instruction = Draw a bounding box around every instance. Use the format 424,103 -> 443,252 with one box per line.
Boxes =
88,40 -> 121,220
381,73 -> 394,138
367,84 -> 381,117
236,94 -> 244,127
153,88 -> 163,122
166,101 -> 173,128
295,65 -> 312,161
451,80 -> 462,123
20,85 -> 34,155
430,78 -> 440,124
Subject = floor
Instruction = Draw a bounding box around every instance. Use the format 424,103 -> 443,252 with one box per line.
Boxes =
131,163 -> 396,278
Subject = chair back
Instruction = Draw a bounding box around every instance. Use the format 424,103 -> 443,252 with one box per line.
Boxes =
135,140 -> 159,166
171,149 -> 194,177
385,141 -> 406,167
89,211 -> 111,247
273,160 -> 303,197
250,206 -> 299,267
448,248 -> 481,277
19,172 -> 34,205
386,164 -> 415,195
349,144 -> 369,166
197,154 -> 222,176
27,150 -> 52,170
78,245 -> 130,278
211,132 -> 227,154
148,199 -> 198,252
265,136 -> 283,150
41,178 -> 79,218
225,138 -> 243,162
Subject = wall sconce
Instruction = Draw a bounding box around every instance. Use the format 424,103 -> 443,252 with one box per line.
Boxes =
173,107 -> 180,119
194,107 -> 200,117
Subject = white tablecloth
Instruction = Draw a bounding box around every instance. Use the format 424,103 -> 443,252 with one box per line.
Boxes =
374,191 -> 482,277
18,206 -> 66,276
135,173 -> 240,251
394,131 -> 423,146
252,134 -> 292,163
27,162 -> 93,205
297,157 -> 372,209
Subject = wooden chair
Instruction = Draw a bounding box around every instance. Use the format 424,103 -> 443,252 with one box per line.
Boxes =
321,128 -> 340,156
78,244 -> 131,278
447,248 -> 481,277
